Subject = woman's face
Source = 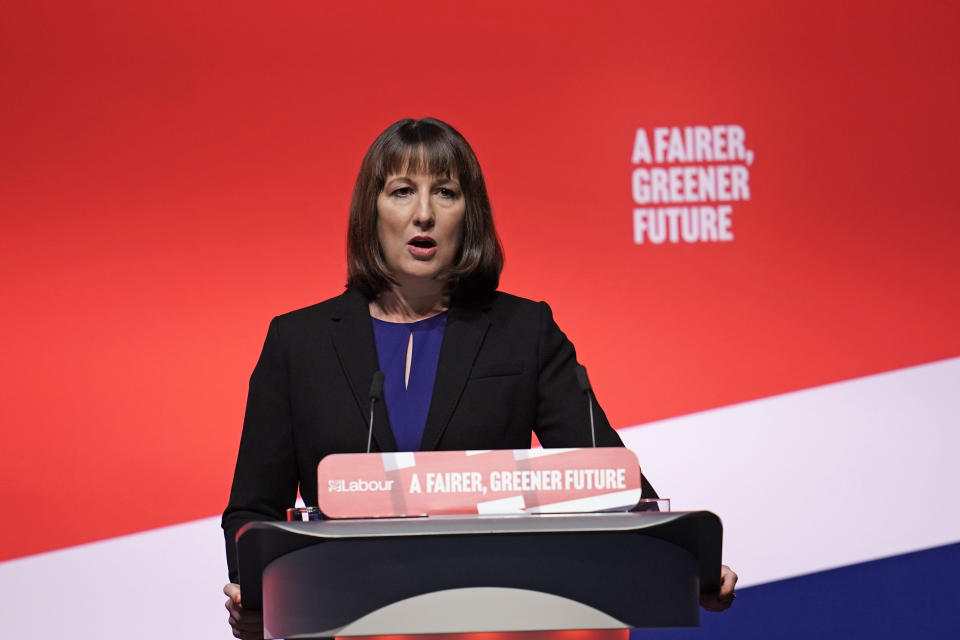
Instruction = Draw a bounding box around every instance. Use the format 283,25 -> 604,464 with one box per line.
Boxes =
376,170 -> 466,286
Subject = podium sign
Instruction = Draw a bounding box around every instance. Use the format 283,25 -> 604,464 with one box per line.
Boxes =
317,447 -> 642,518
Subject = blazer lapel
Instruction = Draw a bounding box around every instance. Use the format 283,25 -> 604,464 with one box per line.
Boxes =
330,290 -> 398,453
419,301 -> 491,451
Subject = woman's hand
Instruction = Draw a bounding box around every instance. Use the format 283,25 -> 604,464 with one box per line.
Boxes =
700,564 -> 738,612
224,583 -> 264,640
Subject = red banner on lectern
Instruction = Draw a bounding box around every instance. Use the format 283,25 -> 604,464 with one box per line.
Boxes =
317,448 -> 642,519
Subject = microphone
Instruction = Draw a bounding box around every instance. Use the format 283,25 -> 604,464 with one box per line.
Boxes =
575,365 -> 596,448
366,371 -> 385,454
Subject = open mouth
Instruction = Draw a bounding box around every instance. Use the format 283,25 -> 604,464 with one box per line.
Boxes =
408,236 -> 437,249
407,236 -> 438,259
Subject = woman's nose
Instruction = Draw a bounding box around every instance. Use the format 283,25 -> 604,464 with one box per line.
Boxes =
413,194 -> 435,228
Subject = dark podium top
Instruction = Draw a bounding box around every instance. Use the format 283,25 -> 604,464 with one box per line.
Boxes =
237,510 -> 722,638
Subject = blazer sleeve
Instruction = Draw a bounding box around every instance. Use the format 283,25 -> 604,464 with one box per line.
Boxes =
221,317 -> 300,584
532,301 -> 658,499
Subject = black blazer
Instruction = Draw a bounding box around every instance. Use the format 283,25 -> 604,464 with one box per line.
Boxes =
222,288 -> 654,581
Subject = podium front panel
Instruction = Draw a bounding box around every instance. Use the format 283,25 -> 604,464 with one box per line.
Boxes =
237,511 -> 723,637
262,531 -> 699,637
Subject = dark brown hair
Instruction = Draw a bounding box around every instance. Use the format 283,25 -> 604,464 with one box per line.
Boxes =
346,117 -> 504,300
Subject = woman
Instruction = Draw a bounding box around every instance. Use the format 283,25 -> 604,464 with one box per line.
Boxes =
222,118 -> 736,638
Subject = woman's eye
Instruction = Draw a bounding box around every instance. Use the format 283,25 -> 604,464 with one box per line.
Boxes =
437,188 -> 459,199
391,187 -> 414,197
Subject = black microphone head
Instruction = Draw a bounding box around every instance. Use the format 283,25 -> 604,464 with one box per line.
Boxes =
575,365 -> 591,392
369,371 -> 385,400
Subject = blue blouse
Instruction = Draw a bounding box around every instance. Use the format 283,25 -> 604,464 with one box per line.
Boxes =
371,313 -> 447,452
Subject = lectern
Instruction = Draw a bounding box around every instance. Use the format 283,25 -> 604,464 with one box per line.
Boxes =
237,510 -> 722,638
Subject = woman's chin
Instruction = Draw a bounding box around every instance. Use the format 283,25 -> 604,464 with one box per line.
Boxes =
391,268 -> 448,289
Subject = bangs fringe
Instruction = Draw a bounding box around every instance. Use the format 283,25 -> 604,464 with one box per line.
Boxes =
377,129 -> 463,183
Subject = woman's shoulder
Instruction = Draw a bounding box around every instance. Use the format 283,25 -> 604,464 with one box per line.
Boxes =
466,290 -> 556,325
271,288 -> 368,331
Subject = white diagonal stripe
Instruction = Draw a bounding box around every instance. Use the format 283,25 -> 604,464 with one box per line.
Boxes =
620,356 -> 960,588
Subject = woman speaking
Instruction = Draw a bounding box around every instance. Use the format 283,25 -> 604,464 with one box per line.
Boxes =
221,118 -> 735,638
